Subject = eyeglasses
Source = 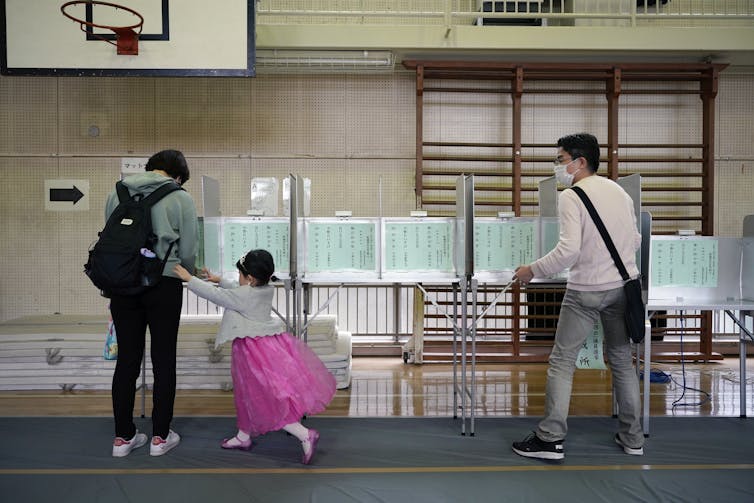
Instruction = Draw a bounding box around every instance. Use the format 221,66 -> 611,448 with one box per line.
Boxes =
552,157 -> 578,166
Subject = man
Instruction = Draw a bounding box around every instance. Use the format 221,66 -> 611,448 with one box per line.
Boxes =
107,149 -> 198,457
512,133 -> 644,460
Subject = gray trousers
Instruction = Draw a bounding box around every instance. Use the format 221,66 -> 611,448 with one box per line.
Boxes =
536,286 -> 644,448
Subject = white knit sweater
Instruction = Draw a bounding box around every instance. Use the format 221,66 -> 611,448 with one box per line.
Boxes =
531,174 -> 641,291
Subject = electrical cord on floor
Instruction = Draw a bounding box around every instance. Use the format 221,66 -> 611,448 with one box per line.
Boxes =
670,311 -> 711,411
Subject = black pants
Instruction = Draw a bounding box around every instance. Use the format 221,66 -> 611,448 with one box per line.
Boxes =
110,277 -> 183,439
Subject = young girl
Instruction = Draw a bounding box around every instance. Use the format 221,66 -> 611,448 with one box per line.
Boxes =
174,249 -> 336,464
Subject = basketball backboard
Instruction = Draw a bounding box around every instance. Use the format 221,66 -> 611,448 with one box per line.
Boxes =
1,0 -> 255,76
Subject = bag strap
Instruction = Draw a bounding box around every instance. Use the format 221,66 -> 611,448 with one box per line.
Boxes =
159,241 -> 176,269
140,181 -> 183,208
569,186 -> 630,281
115,180 -> 183,206
143,183 -> 181,264
115,181 -> 131,203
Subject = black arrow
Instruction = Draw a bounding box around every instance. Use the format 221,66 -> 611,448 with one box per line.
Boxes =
50,186 -> 84,204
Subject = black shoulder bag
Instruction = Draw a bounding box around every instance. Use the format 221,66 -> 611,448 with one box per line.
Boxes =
570,186 -> 646,343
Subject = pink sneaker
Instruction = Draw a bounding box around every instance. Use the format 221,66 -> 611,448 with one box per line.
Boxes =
221,435 -> 253,450
301,429 -> 319,465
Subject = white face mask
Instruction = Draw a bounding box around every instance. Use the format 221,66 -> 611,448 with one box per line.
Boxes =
553,159 -> 580,187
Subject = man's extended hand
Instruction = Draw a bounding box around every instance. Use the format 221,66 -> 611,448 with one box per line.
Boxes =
514,264 -> 534,284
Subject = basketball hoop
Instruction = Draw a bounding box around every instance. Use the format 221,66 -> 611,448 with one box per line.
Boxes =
60,1 -> 144,56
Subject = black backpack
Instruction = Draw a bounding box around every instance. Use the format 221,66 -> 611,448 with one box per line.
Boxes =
85,180 -> 183,297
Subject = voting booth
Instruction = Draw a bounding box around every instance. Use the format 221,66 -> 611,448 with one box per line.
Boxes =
197,173 -> 754,435
647,234 -> 754,422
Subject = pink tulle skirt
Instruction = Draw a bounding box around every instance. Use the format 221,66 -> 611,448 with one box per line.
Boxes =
231,333 -> 337,437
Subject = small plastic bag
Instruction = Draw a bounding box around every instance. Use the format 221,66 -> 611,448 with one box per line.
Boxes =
104,316 -> 118,360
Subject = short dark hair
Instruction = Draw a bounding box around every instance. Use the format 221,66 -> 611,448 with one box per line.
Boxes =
557,133 -> 600,173
145,149 -> 190,184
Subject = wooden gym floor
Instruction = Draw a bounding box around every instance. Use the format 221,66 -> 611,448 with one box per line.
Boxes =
0,357 -> 750,418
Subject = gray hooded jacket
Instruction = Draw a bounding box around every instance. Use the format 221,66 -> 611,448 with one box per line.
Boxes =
104,171 -> 198,279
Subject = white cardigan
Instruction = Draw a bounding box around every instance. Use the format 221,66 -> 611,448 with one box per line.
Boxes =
186,277 -> 285,348
531,175 -> 641,292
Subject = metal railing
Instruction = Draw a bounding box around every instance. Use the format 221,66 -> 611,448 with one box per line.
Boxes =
182,284 -> 416,342
182,284 -> 748,342
257,1 -> 754,27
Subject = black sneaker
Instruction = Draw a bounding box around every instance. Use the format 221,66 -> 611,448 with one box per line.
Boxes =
512,432 -> 564,460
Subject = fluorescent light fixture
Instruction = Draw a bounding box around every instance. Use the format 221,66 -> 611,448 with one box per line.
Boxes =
256,50 -> 395,73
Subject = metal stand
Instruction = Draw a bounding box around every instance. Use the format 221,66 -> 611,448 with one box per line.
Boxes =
640,320 -> 651,436
300,282 -> 343,341
457,275 -> 478,436
140,353 -> 146,418
416,281 -> 472,435
724,309 -> 753,418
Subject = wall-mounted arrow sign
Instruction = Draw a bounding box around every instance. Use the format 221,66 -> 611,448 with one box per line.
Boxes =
45,180 -> 89,212
49,186 -> 84,204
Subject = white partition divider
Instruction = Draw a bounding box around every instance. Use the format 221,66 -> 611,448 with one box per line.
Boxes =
201,175 -> 223,274
537,176 -> 558,218
741,235 -> 754,302
617,174 -> 642,232
456,175 -> 475,278
202,217 -> 222,274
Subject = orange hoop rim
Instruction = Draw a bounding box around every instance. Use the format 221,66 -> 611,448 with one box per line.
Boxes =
60,1 -> 144,34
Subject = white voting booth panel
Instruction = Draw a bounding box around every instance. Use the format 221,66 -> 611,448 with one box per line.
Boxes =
204,211 -> 561,285
381,218 -> 456,282
473,217 -> 536,283
648,236 -> 745,308
647,234 -> 754,422
301,218 -> 380,283
220,218 -> 291,278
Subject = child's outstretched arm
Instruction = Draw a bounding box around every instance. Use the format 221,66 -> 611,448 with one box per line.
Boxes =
175,264 -> 222,284
176,265 -> 247,312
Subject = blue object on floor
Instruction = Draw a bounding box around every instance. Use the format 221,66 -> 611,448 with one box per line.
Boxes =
641,370 -> 671,383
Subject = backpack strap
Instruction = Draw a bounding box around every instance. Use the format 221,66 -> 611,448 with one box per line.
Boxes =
140,181 -> 183,208
139,182 -> 183,262
115,181 -> 131,203
569,185 -> 630,281
114,180 -> 182,205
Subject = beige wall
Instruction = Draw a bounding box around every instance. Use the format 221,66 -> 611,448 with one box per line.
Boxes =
1,70 -> 753,322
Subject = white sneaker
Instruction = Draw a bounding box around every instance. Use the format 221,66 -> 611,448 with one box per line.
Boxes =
150,430 -> 180,456
615,434 -> 644,456
112,431 -> 148,457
